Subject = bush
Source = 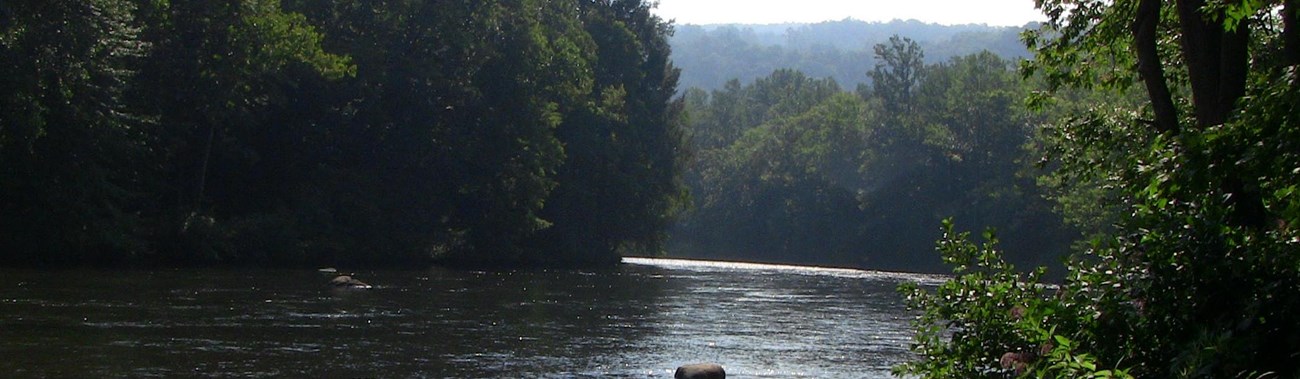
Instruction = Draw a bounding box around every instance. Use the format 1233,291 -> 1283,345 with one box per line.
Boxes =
894,218 -> 1133,379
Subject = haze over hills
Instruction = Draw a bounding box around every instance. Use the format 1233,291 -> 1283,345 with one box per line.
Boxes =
664,19 -> 1075,273
669,19 -> 1033,91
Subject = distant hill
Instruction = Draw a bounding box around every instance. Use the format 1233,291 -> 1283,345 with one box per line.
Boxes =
669,19 -> 1034,91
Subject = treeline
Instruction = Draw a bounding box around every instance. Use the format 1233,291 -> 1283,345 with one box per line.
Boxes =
0,0 -> 686,268
671,19 -> 1031,91
669,37 -> 1074,273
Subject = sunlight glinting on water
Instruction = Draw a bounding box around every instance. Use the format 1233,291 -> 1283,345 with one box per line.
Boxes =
2,261 -> 931,378
623,256 -> 949,284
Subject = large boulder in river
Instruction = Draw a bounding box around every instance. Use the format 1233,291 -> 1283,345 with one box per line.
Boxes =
675,363 -> 725,379
330,275 -> 372,289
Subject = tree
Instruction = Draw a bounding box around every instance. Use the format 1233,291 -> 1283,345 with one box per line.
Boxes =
901,0 -> 1300,377
1026,0 -> 1300,374
673,49 -> 1071,272
131,0 -> 353,263
686,71 -> 840,153
0,0 -> 693,269
0,0 -> 149,265
529,0 -> 688,265
284,0 -> 689,267
861,35 -> 933,197
679,88 -> 874,265
867,35 -> 925,117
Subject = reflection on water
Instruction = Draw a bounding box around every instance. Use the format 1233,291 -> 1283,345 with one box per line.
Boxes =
0,258 -> 943,378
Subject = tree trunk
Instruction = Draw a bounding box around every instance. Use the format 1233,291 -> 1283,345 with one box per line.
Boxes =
1173,0 -> 1265,228
1285,0 -> 1300,67
1133,0 -> 1180,134
1175,0 -> 1249,128
195,122 -> 214,210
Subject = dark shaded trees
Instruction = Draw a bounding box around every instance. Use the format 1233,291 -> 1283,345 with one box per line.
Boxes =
859,47 -> 1070,271
131,0 -> 354,264
529,0 -> 689,265
0,0 -> 149,265
672,70 -> 854,264
0,0 -> 687,268
677,88 -> 872,265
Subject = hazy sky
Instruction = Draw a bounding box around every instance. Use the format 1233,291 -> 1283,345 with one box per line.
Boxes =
653,0 -> 1046,26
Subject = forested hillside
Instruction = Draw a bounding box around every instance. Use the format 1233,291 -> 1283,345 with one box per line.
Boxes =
668,36 -> 1075,273
0,0 -> 686,268
670,19 -> 1031,91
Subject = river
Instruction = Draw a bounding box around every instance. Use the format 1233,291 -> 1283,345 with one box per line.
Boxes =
0,257 -> 946,378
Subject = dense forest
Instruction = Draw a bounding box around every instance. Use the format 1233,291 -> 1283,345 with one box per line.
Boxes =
667,39 -> 1074,273
665,21 -> 1073,275
6,0 -> 1300,376
1,2 -> 1066,273
0,0 -> 686,268
670,19 -> 1031,91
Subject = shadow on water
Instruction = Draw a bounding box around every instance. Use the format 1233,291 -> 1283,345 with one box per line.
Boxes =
0,259 -> 936,378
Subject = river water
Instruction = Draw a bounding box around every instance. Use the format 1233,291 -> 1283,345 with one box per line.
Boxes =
1,257 -> 946,378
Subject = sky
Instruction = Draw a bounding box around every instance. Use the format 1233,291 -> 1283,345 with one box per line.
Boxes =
652,0 -> 1046,26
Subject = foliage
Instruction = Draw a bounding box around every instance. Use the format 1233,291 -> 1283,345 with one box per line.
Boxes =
895,219 -> 1136,379
0,0 -> 149,264
0,0 -> 686,268
869,35 -> 926,117
527,0 -> 689,266
1025,88 -> 1152,238
680,89 -> 873,265
672,43 -> 1074,271
900,0 -> 1300,377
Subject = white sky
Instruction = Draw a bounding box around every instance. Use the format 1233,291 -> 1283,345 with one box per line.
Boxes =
652,0 -> 1046,26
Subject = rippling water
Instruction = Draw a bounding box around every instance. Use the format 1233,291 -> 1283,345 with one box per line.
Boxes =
0,258 -> 946,378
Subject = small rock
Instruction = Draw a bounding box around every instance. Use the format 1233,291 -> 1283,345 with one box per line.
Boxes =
675,363 -> 725,379
330,275 -> 372,289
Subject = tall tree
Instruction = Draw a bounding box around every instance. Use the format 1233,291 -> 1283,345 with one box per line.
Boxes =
863,35 -> 933,184
441,0 -> 587,265
132,0 -> 352,263
868,35 -> 925,117
530,0 -> 688,265
0,0 -> 149,265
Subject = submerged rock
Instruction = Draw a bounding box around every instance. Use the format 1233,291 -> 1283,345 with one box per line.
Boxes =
330,275 -> 372,289
675,363 -> 725,379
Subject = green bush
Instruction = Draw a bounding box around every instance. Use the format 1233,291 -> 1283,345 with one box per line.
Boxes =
895,219 -> 1133,379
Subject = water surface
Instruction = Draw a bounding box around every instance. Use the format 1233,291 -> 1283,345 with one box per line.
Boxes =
1,258 -> 944,378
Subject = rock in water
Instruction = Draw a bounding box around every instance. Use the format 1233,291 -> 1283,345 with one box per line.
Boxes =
675,363 -> 725,379
330,275 -> 372,289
